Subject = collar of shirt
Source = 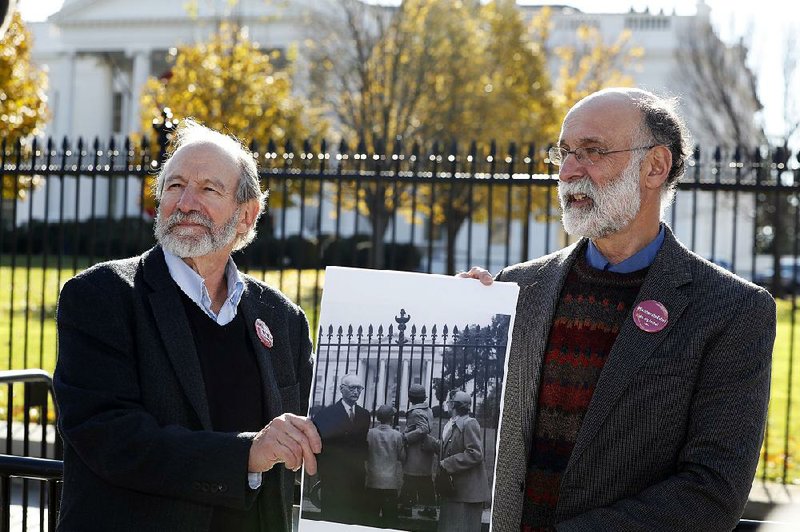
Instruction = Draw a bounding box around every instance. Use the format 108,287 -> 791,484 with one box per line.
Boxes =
162,248 -> 245,325
342,401 -> 356,415
586,224 -> 666,273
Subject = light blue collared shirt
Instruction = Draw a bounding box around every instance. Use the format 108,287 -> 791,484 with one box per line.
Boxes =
586,224 -> 665,273
162,249 -> 261,489
162,249 -> 245,326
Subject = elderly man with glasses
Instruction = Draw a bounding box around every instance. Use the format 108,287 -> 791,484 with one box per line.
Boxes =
311,373 -> 371,525
461,88 -> 775,531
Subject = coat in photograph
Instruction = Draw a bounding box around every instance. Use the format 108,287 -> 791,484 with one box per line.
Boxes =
439,415 -> 491,504
403,402 -> 435,476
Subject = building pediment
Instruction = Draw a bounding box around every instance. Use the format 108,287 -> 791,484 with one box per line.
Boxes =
49,0 -> 297,26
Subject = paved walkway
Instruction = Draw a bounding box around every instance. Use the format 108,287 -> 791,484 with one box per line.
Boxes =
7,477 -> 800,530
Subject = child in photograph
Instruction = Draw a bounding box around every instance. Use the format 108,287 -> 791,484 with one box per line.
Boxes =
366,404 -> 406,528
400,384 -> 438,519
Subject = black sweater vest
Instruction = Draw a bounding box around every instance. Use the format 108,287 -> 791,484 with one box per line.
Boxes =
180,291 -> 265,433
179,291 -> 269,532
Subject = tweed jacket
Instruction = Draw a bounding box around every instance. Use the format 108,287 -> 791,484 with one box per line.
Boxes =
54,246 -> 313,532
439,415 -> 491,504
403,402 -> 435,476
490,226 -> 776,531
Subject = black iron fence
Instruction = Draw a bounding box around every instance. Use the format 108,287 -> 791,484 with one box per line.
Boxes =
1,136 -> 799,489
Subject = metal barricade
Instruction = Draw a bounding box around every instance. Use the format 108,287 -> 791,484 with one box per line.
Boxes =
0,370 -> 62,532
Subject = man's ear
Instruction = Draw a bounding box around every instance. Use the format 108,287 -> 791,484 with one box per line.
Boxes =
643,145 -> 671,190
238,200 -> 260,234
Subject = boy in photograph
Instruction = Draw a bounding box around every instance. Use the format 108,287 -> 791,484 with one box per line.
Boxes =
366,404 -> 406,528
400,384 -> 438,519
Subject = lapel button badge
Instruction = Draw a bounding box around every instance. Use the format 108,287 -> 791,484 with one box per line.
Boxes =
633,300 -> 668,333
255,318 -> 274,348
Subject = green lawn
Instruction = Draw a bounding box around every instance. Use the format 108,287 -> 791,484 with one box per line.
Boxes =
0,264 -> 326,375
757,298 -> 800,484
1,262 -> 798,483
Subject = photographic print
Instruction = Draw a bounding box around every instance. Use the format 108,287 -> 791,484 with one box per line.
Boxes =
299,267 -> 519,532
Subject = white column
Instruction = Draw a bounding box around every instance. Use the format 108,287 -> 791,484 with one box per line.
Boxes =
59,51 -> 77,137
400,359 -> 410,407
127,49 -> 151,134
377,359 -> 387,404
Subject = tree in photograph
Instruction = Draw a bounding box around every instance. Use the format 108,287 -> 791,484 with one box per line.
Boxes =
436,313 -> 511,426
0,11 -> 49,200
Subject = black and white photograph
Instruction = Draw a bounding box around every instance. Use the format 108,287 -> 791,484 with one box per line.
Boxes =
299,267 -> 519,532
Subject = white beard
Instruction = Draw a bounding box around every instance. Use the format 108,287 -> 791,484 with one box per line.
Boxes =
558,155 -> 643,239
154,208 -> 240,258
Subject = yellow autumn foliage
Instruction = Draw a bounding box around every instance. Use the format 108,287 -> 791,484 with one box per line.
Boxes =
0,12 -> 49,200
139,22 -> 325,147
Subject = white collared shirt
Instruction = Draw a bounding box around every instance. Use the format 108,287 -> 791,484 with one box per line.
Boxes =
162,249 -> 261,489
162,249 -> 245,325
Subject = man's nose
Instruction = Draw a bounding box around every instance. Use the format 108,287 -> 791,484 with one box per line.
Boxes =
558,155 -> 587,182
175,187 -> 199,212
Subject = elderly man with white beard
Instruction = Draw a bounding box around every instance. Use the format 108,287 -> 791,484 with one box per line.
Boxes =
54,119 -> 322,532
461,88 -> 776,531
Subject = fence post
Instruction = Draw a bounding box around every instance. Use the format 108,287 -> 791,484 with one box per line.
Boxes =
152,107 -> 176,165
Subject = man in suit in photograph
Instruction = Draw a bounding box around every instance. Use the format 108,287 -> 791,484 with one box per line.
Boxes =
312,373 -> 371,524
54,119 -> 321,532
461,87 -> 776,531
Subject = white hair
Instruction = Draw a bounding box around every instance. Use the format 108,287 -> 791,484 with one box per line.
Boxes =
154,119 -> 267,251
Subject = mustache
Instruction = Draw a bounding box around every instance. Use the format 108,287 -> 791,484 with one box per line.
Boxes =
164,210 -> 213,229
559,178 -> 597,201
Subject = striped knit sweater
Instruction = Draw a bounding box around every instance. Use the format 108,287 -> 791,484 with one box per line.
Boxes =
521,254 -> 648,531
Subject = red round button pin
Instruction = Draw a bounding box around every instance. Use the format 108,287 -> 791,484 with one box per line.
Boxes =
633,300 -> 668,333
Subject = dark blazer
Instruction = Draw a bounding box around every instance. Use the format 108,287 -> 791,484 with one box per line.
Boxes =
312,399 -> 370,523
53,246 -> 313,532
491,226 -> 776,532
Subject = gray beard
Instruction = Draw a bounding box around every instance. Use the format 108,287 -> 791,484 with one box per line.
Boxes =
558,155 -> 643,239
154,208 -> 240,258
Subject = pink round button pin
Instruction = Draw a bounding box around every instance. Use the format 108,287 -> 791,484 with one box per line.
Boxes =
633,300 -> 668,333
255,318 -> 274,348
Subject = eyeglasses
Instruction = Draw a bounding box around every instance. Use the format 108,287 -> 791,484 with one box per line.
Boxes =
342,385 -> 363,391
547,145 -> 656,167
